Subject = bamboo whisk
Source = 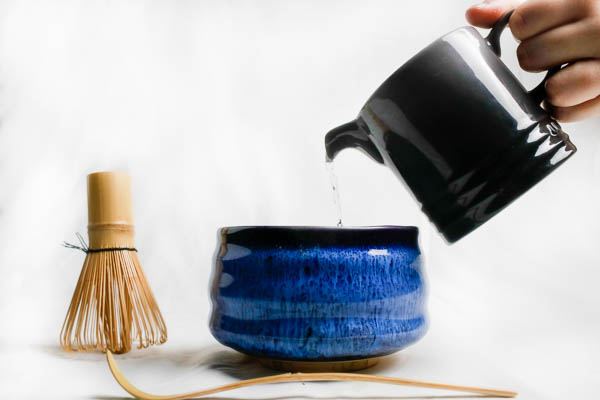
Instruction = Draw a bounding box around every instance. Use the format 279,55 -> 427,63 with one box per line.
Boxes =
61,171 -> 167,353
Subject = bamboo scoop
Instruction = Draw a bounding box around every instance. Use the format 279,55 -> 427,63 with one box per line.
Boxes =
106,351 -> 517,399
61,171 -> 167,353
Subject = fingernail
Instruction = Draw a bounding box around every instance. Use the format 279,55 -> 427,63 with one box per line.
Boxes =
473,0 -> 497,8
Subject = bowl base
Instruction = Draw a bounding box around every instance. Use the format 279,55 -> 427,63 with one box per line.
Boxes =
256,357 -> 380,372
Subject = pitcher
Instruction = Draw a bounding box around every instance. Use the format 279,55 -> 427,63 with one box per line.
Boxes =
325,11 -> 576,243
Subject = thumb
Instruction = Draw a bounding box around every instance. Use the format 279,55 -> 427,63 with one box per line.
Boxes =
466,0 -> 524,28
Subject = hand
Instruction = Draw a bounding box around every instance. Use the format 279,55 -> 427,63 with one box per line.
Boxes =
467,0 -> 600,122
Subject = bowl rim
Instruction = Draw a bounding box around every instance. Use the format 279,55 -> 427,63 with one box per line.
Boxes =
219,225 -> 420,248
221,225 -> 418,232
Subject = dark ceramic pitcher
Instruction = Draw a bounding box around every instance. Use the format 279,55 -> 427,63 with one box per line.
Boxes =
325,11 -> 576,243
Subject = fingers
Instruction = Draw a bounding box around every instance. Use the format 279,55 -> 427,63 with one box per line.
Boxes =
546,60 -> 600,107
510,0 -> 594,40
546,59 -> 600,122
517,20 -> 600,71
466,0 -> 524,28
466,0 -> 600,122
551,95 -> 600,122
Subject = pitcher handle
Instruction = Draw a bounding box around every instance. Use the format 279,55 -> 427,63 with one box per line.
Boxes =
486,10 -> 563,105
485,9 -> 514,57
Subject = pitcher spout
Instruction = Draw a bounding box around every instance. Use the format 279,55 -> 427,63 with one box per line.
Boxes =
325,120 -> 384,164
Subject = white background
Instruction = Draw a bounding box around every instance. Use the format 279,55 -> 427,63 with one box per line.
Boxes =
1,1 -> 599,399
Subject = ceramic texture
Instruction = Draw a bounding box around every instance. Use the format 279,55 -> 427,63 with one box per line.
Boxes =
325,11 -> 576,243
209,226 -> 427,362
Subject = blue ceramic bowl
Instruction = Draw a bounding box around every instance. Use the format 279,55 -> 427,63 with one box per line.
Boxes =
209,226 -> 427,364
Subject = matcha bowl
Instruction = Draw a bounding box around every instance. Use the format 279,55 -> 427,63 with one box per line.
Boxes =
209,226 -> 427,371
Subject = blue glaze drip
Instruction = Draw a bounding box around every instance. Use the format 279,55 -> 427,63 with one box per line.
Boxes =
209,226 -> 428,362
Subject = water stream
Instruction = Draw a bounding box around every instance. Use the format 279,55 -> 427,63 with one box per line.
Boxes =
326,160 -> 343,227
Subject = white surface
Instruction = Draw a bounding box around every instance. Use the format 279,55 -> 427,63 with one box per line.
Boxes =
1,1 -> 599,399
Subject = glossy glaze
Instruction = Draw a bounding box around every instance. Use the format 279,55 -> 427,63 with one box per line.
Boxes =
209,226 -> 427,362
325,12 -> 576,243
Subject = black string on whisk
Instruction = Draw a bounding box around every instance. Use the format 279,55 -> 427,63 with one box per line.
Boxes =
63,232 -> 137,253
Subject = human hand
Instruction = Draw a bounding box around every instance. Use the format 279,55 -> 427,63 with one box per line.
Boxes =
467,0 -> 600,122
